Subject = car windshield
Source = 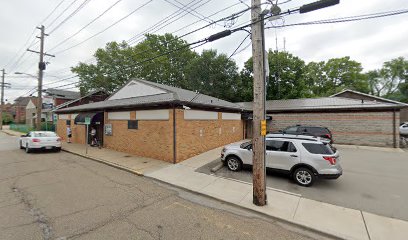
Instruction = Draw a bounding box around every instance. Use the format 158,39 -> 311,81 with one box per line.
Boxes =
240,141 -> 252,149
33,132 -> 58,137
302,143 -> 335,155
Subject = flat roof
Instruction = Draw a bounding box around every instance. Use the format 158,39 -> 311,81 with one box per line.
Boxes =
237,97 -> 404,112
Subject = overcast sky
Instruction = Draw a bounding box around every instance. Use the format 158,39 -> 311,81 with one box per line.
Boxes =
1,0 -> 407,102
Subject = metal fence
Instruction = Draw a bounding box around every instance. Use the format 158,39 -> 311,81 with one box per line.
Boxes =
10,123 -> 56,133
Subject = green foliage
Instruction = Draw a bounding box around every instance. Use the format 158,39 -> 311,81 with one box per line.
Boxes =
305,57 -> 368,96
72,34 -> 197,94
185,49 -> 240,102
71,33 -> 407,103
370,57 -> 408,102
2,112 -> 14,125
240,51 -> 310,100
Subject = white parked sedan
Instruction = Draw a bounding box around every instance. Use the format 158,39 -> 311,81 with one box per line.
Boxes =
400,122 -> 408,136
20,131 -> 62,153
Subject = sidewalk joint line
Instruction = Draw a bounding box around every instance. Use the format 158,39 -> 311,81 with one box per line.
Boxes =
293,196 -> 302,220
360,211 -> 372,240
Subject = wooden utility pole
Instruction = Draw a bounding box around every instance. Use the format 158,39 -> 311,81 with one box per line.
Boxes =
0,69 -> 5,130
251,0 -> 267,206
36,25 -> 45,131
27,25 -> 54,130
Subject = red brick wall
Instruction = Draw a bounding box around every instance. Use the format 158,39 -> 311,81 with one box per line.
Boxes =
176,110 -> 244,162
56,116 -> 86,144
103,110 -> 174,162
269,111 -> 400,147
57,109 -> 245,163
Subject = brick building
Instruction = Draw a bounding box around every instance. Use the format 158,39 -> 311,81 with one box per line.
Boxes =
55,79 -> 406,163
239,96 -> 405,148
13,97 -> 37,123
43,88 -> 81,107
55,79 -> 244,163
332,89 -> 408,123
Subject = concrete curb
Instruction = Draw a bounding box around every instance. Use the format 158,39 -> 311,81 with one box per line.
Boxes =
61,148 -> 143,176
61,148 -> 342,239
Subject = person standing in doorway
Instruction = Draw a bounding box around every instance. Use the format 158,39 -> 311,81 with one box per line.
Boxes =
67,126 -> 72,143
90,127 -> 97,146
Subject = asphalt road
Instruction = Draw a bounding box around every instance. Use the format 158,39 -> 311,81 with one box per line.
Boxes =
0,131 -> 329,240
198,146 -> 408,221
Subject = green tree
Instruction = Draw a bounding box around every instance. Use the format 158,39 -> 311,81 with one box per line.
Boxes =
2,112 -> 13,125
372,57 -> 408,102
240,50 -> 310,100
184,49 -> 241,102
72,34 -> 197,94
304,57 -> 368,96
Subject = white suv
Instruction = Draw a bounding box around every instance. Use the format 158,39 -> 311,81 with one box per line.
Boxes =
221,135 -> 342,187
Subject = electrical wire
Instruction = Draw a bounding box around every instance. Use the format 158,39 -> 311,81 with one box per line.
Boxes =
47,0 -> 79,29
265,8 -> 408,29
48,0 -> 92,35
40,0 -> 66,25
164,0 -> 215,25
48,0 -> 123,52
127,0 -> 210,45
49,0 -> 240,73
228,33 -> 251,59
53,0 -> 154,55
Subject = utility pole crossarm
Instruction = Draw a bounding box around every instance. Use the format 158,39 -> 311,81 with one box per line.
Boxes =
27,49 -> 55,57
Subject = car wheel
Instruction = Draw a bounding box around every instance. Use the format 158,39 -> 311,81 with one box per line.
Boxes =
293,167 -> 315,187
19,141 -> 24,149
25,144 -> 31,153
226,156 -> 242,172
55,147 -> 61,152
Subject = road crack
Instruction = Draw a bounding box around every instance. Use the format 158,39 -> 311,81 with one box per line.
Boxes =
12,186 -> 53,240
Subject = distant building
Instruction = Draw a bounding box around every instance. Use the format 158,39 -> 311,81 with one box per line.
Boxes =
331,89 -> 408,123
13,97 -> 38,123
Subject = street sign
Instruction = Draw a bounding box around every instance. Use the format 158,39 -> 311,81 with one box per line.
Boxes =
84,117 -> 91,125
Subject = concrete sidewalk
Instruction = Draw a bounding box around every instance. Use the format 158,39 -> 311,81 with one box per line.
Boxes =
3,127 -> 407,239
62,143 -> 171,175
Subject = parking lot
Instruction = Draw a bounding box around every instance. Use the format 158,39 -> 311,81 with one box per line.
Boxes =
197,145 -> 408,221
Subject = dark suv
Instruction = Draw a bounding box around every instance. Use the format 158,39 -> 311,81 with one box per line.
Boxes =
280,125 -> 333,143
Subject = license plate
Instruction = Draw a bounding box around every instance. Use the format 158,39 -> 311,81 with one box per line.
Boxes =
45,146 -> 53,149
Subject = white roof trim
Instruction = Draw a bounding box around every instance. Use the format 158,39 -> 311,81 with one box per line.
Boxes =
331,89 -> 408,106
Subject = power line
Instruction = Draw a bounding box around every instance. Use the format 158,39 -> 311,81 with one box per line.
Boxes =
48,2 -> 249,74
48,0 -> 123,52
48,0 -> 92,35
127,0 -> 210,45
163,0 -> 215,25
265,8 -> 408,29
125,5 -> 250,61
228,33 -> 251,59
53,0 -> 154,55
40,0 -> 66,25
47,0 -> 80,29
